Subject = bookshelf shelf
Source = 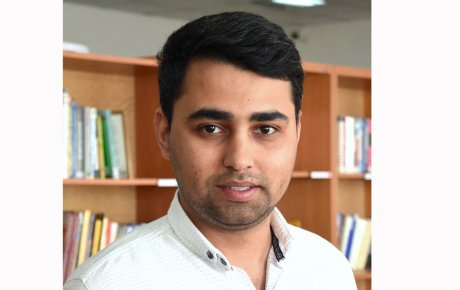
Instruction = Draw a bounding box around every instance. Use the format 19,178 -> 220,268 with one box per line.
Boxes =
63,52 -> 371,289
338,173 -> 371,180
292,171 -> 310,178
63,178 -> 158,186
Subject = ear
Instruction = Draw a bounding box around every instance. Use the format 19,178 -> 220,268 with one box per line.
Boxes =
154,107 -> 171,160
296,110 -> 302,143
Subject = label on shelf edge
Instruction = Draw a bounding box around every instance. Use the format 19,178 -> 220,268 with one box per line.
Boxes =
310,171 -> 332,179
157,178 -> 178,187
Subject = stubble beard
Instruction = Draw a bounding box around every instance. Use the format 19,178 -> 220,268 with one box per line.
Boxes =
170,153 -> 276,231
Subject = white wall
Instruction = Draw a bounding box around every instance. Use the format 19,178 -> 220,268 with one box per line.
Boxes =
64,2 -> 370,68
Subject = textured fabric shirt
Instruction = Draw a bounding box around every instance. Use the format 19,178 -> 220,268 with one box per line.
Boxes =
64,191 -> 357,289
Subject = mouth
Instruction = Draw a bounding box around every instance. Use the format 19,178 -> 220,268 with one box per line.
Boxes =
217,182 -> 260,202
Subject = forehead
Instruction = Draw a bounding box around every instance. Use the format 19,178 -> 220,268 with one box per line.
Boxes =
175,58 -> 294,118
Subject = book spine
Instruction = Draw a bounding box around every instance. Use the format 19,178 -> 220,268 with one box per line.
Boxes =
71,102 -> 78,178
91,214 -> 104,256
89,107 -> 99,178
101,111 -> 113,178
63,90 -> 71,179
76,106 -> 84,178
77,210 -> 91,266
344,116 -> 357,173
111,113 -> 128,178
96,114 -> 106,179
105,110 -> 120,179
67,211 -> 83,276
337,116 -> 345,173
344,215 -> 357,260
84,107 -> 92,178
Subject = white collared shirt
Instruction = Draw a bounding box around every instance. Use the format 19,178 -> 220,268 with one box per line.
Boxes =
64,191 -> 357,289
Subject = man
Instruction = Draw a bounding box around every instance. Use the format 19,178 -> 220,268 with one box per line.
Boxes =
64,11 -> 357,290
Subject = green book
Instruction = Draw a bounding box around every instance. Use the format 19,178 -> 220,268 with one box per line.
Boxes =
100,111 -> 112,178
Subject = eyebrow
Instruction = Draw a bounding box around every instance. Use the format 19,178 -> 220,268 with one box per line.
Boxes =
249,111 -> 288,122
187,108 -> 288,123
188,109 -> 232,121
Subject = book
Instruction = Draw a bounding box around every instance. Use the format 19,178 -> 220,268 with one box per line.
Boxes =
348,215 -> 370,269
337,116 -> 345,173
63,90 -> 72,178
77,209 -> 92,266
65,211 -> 82,282
344,215 -> 357,260
100,111 -> 113,178
96,114 -> 106,179
63,211 -> 75,281
340,214 -> 353,254
99,216 -> 109,250
111,112 -> 129,178
355,219 -> 371,270
337,115 -> 372,174
70,102 -> 78,178
76,105 -> 85,178
89,107 -> 99,178
91,213 -> 104,256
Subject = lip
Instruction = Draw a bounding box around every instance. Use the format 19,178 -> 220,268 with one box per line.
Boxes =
217,182 -> 260,202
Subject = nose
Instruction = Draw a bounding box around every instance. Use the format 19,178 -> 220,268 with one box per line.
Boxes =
223,131 -> 254,172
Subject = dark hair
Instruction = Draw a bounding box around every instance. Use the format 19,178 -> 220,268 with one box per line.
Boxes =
157,11 -> 304,125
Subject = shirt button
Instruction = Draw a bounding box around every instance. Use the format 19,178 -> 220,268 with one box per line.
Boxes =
207,250 -> 214,259
220,258 -> 227,266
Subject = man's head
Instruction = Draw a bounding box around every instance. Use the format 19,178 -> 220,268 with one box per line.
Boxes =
155,12 -> 303,232
157,11 -> 304,126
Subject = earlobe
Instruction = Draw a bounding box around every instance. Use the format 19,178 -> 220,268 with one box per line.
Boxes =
154,107 -> 171,160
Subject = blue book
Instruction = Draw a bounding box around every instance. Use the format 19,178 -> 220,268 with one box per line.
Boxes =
345,215 -> 357,260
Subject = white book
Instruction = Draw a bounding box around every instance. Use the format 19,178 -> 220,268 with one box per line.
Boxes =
111,113 -> 128,178
63,90 -> 71,178
84,107 -> 92,178
344,116 -> 358,173
337,116 -> 345,173
349,216 -> 369,269
89,107 -> 99,178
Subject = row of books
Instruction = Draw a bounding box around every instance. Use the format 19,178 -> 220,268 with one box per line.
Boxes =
337,116 -> 372,174
63,210 -> 144,283
337,212 -> 371,271
63,89 -> 129,179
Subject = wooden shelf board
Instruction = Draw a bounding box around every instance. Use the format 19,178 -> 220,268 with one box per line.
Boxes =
339,173 -> 371,180
64,51 -> 158,67
292,171 -> 310,178
354,270 -> 372,280
63,178 -> 158,186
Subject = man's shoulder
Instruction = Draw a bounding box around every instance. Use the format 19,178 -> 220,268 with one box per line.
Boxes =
285,225 -> 357,289
288,225 -> 349,268
64,216 -> 171,289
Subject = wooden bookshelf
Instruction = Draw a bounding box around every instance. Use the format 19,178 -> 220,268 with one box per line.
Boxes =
63,52 -> 371,289
63,178 -> 158,186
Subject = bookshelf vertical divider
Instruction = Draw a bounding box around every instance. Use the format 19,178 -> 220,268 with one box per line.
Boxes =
63,52 -> 371,290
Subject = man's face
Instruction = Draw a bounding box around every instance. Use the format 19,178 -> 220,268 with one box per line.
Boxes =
155,58 -> 301,231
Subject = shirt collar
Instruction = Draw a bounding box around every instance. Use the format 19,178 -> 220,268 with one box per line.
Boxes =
167,190 -> 293,270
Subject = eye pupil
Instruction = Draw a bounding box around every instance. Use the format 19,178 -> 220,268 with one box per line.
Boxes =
205,125 -> 216,133
261,126 -> 271,134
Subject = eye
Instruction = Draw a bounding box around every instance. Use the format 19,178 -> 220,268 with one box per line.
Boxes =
256,125 -> 277,135
200,124 -> 223,134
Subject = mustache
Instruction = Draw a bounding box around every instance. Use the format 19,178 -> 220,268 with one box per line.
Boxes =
208,171 -> 266,187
